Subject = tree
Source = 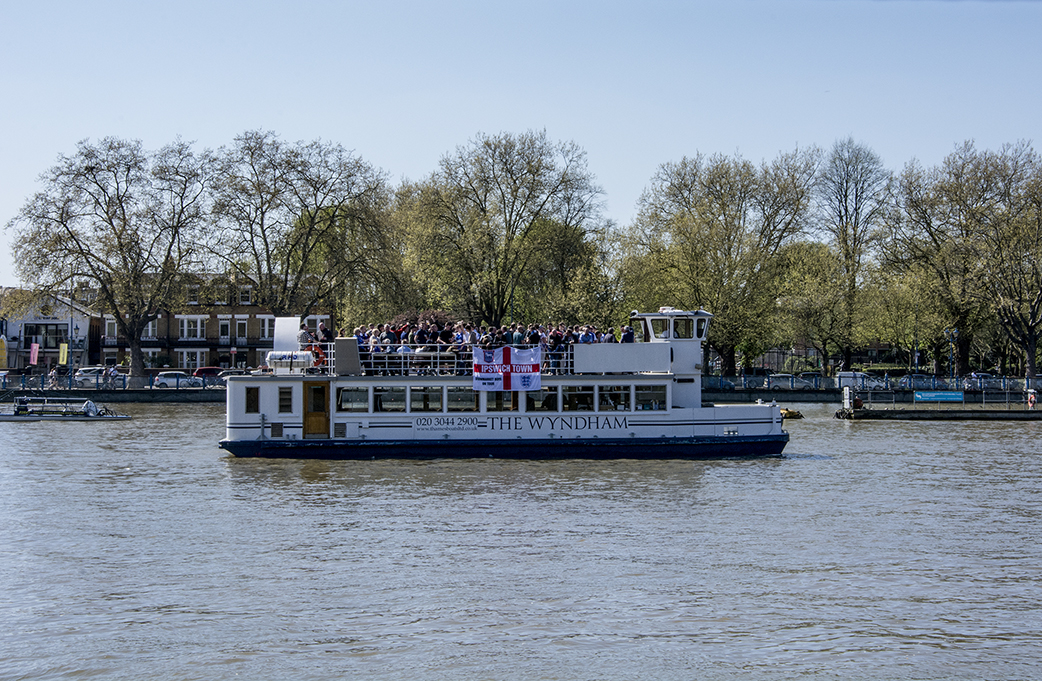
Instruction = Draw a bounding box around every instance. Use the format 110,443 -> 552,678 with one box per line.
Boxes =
208,130 -> 389,319
415,130 -> 602,327
776,240 -> 846,371
884,142 -> 1042,376
6,137 -> 209,377
628,149 -> 818,375
958,142 -> 1042,377
815,137 -> 891,370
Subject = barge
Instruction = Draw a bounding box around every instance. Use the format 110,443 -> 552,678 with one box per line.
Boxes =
219,308 -> 789,459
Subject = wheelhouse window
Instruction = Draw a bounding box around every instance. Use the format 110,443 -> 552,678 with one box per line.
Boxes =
336,387 -> 368,412
673,318 -> 693,339
650,318 -> 669,339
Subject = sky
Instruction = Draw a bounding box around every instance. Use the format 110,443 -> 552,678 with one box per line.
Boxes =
1,0 -> 1040,287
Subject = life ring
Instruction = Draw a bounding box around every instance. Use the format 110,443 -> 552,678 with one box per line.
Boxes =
307,344 -> 326,367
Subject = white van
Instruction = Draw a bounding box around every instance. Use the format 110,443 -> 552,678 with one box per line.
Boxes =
836,371 -> 886,390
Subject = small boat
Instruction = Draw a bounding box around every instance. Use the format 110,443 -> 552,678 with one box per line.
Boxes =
0,396 -> 131,422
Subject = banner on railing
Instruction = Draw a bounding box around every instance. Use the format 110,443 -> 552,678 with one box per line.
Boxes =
473,346 -> 541,391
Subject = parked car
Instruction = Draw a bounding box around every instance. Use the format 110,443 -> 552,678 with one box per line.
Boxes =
797,372 -> 830,389
193,366 -> 226,387
962,372 -> 1007,391
836,371 -> 887,390
704,375 -> 735,391
897,374 -> 948,390
73,366 -> 111,388
154,371 -> 203,388
739,367 -> 772,389
767,373 -> 816,391
218,369 -> 249,379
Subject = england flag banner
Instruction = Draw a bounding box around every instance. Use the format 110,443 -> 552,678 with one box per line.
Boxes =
473,346 -> 542,391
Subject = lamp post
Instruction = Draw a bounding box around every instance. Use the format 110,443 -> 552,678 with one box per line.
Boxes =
944,327 -> 959,382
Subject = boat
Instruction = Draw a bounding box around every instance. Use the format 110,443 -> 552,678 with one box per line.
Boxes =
0,396 -> 131,421
218,307 -> 789,459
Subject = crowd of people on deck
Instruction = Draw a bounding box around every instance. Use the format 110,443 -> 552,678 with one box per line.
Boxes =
296,318 -> 638,375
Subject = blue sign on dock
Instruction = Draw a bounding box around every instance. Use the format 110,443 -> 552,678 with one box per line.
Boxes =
914,391 -> 965,402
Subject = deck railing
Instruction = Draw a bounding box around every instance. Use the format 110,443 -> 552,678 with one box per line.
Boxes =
304,342 -> 580,377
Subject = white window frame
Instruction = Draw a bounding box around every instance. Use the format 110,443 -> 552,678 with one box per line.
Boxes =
177,349 -> 205,370
258,315 -> 276,340
177,315 -> 208,340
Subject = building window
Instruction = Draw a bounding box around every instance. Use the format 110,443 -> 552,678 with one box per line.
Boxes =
218,319 -> 231,341
239,287 -> 252,305
245,387 -> 260,414
259,318 -> 275,339
236,320 -> 248,342
141,320 -> 157,340
23,324 -> 68,349
278,387 -> 293,413
105,319 -> 118,338
178,317 -> 206,340
187,285 -> 200,305
178,350 -> 205,370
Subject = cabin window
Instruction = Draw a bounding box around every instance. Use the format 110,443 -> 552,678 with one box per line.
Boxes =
446,387 -> 479,412
527,387 -> 559,412
410,386 -> 443,412
696,318 -> 707,338
635,385 -> 667,410
336,387 -> 368,412
374,387 -> 406,412
245,386 -> 259,414
673,318 -> 693,339
650,318 -> 669,339
486,391 -> 519,412
600,385 -> 630,412
563,386 -> 595,411
278,387 -> 293,413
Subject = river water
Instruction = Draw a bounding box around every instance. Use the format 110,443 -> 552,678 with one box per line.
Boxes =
2,402 -> 1040,680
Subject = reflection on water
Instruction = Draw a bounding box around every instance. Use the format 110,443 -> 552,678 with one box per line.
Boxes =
2,402 -> 1041,679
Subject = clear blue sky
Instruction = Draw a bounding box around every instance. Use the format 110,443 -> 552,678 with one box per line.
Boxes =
2,0 -> 1040,287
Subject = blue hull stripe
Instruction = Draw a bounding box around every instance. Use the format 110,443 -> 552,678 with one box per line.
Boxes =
218,433 -> 790,460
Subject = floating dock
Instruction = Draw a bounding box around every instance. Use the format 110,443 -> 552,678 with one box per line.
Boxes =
836,408 -> 1042,421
